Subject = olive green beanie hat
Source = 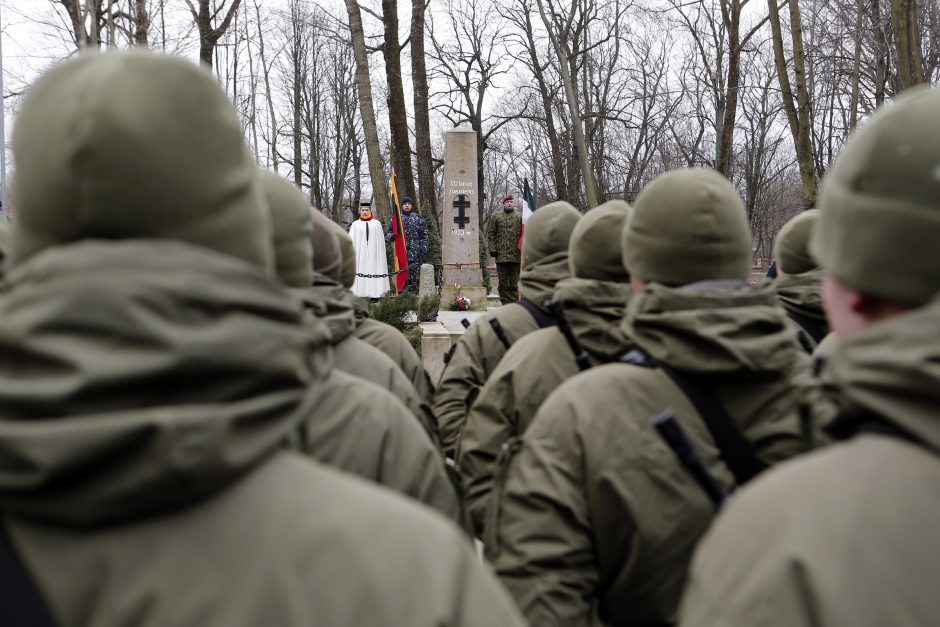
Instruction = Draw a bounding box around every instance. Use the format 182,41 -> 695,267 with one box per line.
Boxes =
309,208 -> 342,281
10,51 -> 270,269
624,168 -> 751,285
774,209 -> 819,275
569,200 -> 631,282
331,222 -> 358,289
523,201 -> 581,266
258,169 -> 313,288
811,86 -> 940,306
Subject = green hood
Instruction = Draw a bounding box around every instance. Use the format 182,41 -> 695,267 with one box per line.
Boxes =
350,292 -> 372,324
625,281 -> 802,377
258,169 -> 313,288
10,51 -> 270,270
774,269 -> 826,322
295,272 -> 358,344
554,276 -> 632,361
0,240 -> 330,527
519,252 -> 571,309
821,299 -> 940,453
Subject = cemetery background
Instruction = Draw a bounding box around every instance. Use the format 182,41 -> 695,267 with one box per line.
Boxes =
0,0 -> 937,377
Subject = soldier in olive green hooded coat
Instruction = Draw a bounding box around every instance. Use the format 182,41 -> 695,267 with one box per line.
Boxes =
258,170 -> 458,520
489,169 -> 808,626
773,209 -> 829,347
300,208 -> 440,445
0,51 -> 524,627
332,224 -> 434,401
679,85 -> 940,627
434,201 -> 581,457
458,201 -> 635,535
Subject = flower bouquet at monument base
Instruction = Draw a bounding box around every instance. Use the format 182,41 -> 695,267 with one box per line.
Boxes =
450,284 -> 470,311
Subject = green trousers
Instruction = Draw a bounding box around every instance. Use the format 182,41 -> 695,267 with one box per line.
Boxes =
496,262 -> 520,305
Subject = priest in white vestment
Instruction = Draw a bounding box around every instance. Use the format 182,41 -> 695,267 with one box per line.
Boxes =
349,202 -> 390,298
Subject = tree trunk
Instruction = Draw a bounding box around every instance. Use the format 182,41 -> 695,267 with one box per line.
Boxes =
190,0 -> 243,73
892,0 -> 926,89
411,0 -> 437,215
849,0 -> 864,129
134,0 -> 150,46
343,0 -> 390,214
716,0 -> 740,178
291,12 -> 303,188
252,0 -> 279,172
768,0 -> 817,207
871,0 -> 890,106
535,0 -> 598,207
382,0 -> 416,202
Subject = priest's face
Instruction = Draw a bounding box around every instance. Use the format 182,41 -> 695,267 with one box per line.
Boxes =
359,206 -> 372,219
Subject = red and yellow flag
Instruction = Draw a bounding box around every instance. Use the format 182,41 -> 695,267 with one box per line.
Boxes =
390,170 -> 409,293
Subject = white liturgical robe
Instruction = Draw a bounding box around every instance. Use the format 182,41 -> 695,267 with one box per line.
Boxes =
349,218 -> 390,298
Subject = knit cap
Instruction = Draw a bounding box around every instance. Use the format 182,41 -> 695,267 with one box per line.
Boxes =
569,200 -> 631,282
774,210 -> 819,275
623,168 -> 751,285
811,86 -> 940,306
258,169 -> 313,288
523,201 -> 581,266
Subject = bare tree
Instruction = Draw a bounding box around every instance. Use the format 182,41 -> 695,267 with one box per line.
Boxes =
185,0 -> 243,71
343,0 -> 390,214
411,0 -> 437,214
768,0 -> 817,207
429,0 -> 512,214
534,0 -> 600,207
892,0 -> 927,88
380,0 -> 417,201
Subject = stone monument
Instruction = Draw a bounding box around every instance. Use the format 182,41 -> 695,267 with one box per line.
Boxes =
440,126 -> 487,310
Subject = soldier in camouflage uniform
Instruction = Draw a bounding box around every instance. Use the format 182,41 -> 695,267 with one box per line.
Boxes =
387,196 -> 429,293
488,194 -> 523,304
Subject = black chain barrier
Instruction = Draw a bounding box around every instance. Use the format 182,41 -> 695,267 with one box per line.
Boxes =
355,262 -> 420,279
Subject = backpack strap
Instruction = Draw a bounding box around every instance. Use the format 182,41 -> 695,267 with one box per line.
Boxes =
0,520 -> 58,627
511,298 -> 555,329
621,348 -> 768,485
829,412 -> 930,452
786,310 -> 829,345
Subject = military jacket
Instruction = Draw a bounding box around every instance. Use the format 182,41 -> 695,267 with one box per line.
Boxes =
680,299 -> 940,627
488,210 -> 522,263
458,278 -> 633,533
0,241 -> 523,627
489,281 -> 808,626
433,253 -> 571,457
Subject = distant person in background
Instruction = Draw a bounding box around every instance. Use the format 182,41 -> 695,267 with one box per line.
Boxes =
488,194 -> 523,304
773,209 -> 829,349
766,259 -> 778,278
387,196 -> 429,294
349,201 -> 389,298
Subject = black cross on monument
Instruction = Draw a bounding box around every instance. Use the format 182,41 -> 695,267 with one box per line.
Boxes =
453,195 -> 471,228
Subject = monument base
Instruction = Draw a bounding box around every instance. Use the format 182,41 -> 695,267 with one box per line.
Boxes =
440,285 -> 487,312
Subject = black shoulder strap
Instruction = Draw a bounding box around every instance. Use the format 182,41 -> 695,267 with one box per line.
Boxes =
786,310 -> 829,345
0,520 -> 57,627
512,298 -> 555,329
830,413 -> 931,452
621,349 -> 768,485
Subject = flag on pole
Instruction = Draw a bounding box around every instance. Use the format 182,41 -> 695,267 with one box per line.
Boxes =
389,169 -> 410,293
518,177 -> 535,249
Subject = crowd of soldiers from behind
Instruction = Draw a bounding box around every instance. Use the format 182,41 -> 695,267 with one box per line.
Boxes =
0,48 -> 936,627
